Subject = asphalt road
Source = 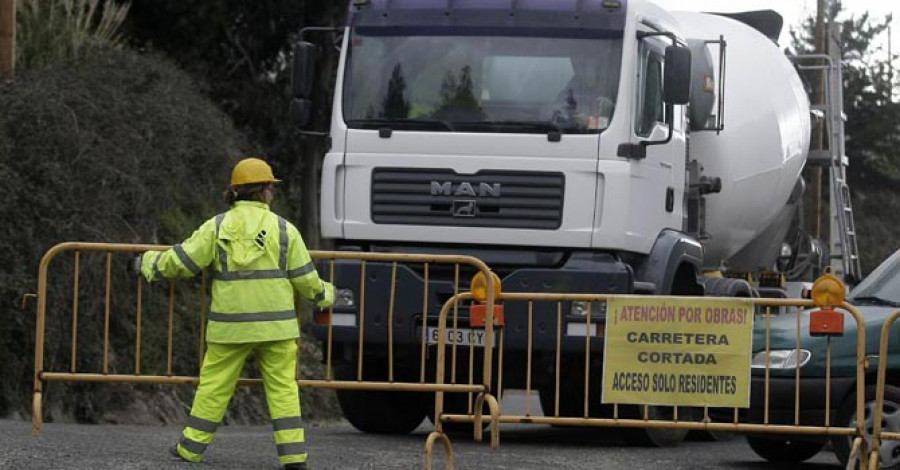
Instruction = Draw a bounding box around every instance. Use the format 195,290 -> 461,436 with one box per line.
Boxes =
0,388 -> 845,470
0,418 -> 846,470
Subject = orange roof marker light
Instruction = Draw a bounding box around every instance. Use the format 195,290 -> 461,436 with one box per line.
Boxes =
809,268 -> 846,337
469,271 -> 503,328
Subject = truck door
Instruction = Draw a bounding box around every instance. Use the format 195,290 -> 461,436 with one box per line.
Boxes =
628,29 -> 686,238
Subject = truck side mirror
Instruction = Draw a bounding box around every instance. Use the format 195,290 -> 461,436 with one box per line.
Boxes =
291,41 -> 317,128
663,45 -> 691,105
292,41 -> 317,100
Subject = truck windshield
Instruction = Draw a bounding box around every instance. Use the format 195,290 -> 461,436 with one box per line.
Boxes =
343,30 -> 623,134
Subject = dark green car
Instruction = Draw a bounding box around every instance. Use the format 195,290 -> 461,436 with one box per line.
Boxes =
745,251 -> 900,469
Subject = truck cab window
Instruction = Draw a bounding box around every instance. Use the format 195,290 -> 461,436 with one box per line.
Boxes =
342,30 -> 623,135
637,52 -> 665,136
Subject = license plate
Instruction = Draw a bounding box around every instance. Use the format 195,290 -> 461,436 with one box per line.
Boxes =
425,327 -> 487,347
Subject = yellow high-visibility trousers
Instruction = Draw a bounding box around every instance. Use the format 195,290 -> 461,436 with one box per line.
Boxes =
175,339 -> 307,466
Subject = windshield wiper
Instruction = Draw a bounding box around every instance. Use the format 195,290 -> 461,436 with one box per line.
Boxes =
347,118 -> 455,132
850,295 -> 900,307
478,120 -> 564,134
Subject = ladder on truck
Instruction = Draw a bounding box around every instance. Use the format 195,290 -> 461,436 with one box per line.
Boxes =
794,23 -> 862,282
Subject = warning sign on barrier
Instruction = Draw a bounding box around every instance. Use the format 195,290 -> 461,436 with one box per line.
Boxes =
601,296 -> 754,408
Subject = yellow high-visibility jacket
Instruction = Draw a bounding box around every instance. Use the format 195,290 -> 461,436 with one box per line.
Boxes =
141,201 -> 334,343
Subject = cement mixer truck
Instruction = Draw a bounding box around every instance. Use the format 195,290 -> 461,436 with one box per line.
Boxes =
290,0 -> 849,446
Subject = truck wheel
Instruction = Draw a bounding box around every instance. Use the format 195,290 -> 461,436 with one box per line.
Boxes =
833,385 -> 900,469
334,361 -> 428,435
746,435 -> 823,463
620,406 -> 692,447
336,388 -> 428,435
540,382 -> 690,447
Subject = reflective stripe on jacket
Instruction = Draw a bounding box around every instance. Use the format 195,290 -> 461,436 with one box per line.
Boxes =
141,201 -> 334,343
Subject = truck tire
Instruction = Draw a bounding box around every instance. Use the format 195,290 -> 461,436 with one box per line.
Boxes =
701,277 -> 753,297
620,406 -> 692,447
833,385 -> 900,469
538,368 -> 690,447
746,435 -> 824,464
337,388 -> 429,434
334,361 -> 429,435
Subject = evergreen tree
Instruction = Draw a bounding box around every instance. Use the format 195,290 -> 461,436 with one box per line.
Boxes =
380,64 -> 410,118
790,1 -> 899,272
790,1 -> 898,184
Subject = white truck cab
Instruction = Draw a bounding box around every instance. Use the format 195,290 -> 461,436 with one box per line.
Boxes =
291,0 -> 814,444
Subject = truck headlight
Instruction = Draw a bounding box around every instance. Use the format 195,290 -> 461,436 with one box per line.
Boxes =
570,301 -> 606,317
334,288 -> 356,309
751,349 -> 811,369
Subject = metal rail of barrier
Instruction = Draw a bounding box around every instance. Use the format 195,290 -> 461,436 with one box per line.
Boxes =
425,292 -> 869,470
30,242 -> 497,445
871,309 -> 900,470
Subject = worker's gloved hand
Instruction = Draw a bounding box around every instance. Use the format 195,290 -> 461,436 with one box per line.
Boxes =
314,281 -> 337,310
126,254 -> 143,276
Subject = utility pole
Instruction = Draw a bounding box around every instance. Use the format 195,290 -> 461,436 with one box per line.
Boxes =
0,0 -> 14,81
813,0 -> 827,240
890,25 -> 894,103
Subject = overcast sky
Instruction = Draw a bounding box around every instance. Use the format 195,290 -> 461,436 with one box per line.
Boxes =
652,0 -> 897,57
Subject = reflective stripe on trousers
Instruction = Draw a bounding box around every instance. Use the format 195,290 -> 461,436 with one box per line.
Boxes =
176,339 -> 305,464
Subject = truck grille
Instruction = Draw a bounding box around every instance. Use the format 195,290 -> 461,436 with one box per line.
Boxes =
371,168 -> 564,230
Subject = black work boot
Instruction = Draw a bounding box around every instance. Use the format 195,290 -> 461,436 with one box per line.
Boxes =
169,445 -> 190,463
282,463 -> 307,470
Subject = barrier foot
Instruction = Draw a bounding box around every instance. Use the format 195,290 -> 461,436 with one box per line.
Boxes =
472,392 -> 502,448
869,450 -> 879,470
424,431 -> 455,470
846,437 -> 871,470
31,392 -> 42,437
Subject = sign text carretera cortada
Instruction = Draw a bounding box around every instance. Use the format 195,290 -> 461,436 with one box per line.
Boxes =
602,296 -> 754,408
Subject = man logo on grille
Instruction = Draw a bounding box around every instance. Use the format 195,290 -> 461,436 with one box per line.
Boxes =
452,200 -> 476,217
430,181 -> 501,197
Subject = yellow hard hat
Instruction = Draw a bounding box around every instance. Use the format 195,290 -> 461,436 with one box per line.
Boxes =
230,158 -> 281,186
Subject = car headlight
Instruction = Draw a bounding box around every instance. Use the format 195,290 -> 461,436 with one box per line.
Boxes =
751,349 -> 811,369
570,300 -> 607,317
334,288 -> 356,309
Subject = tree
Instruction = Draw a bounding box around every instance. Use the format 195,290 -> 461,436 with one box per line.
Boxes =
790,1 -> 899,272
123,2 -> 348,246
790,1 -> 898,184
380,64 -> 410,119
433,65 -> 484,121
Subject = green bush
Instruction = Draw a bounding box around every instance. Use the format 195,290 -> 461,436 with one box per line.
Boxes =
17,0 -> 131,69
0,47 -> 244,421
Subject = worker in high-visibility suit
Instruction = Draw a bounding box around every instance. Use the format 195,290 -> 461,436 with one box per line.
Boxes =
140,158 -> 334,470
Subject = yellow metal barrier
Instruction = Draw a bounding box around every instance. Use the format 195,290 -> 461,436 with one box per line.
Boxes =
32,242 -> 872,469
30,241 -> 497,456
871,309 -> 900,470
425,292 -> 869,470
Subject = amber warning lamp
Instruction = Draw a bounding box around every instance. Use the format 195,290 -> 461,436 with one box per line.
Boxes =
469,271 -> 504,328
809,268 -> 846,337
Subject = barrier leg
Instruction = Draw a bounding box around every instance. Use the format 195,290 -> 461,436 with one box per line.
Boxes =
484,393 -> 500,450
846,437 -> 859,470
473,392 -> 501,449
424,431 -> 455,470
859,435 -> 870,470
474,393 -> 485,442
31,391 -> 42,437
